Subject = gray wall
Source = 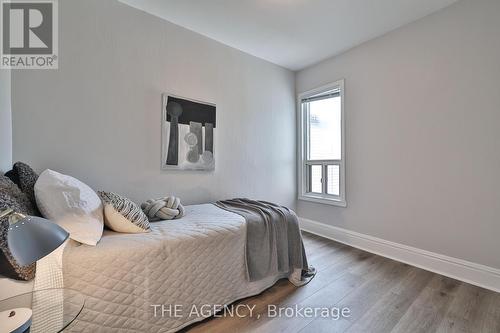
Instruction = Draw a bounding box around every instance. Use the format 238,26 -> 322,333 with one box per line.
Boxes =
0,69 -> 11,172
11,0 -> 296,207
296,0 -> 500,269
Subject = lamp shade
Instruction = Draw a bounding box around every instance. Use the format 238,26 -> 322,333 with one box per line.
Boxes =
7,216 -> 69,266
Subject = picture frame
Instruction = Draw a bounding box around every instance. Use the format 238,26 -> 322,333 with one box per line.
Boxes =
161,93 -> 216,171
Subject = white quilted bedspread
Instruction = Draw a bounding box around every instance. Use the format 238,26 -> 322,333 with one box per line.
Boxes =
41,204 -> 289,332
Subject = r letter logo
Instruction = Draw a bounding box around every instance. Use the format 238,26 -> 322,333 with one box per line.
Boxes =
1,0 -> 58,69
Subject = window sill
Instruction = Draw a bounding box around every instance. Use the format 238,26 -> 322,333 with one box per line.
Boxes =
298,194 -> 347,207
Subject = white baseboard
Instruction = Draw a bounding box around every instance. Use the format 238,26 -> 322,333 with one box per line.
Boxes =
299,218 -> 500,293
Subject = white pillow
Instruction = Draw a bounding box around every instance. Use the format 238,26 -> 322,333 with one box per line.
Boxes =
35,169 -> 104,246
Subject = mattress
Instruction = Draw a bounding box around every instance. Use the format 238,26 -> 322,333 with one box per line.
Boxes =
35,204 -> 292,332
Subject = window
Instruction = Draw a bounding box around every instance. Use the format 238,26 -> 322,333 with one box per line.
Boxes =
298,80 -> 346,206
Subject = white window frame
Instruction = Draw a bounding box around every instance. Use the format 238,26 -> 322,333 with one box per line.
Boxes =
297,79 -> 346,207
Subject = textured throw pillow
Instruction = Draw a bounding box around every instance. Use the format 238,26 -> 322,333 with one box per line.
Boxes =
5,162 -> 39,208
0,174 -> 38,280
98,191 -> 150,233
35,169 -> 104,246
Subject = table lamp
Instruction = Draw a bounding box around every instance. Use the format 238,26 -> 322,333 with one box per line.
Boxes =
0,208 -> 69,333
0,208 -> 69,266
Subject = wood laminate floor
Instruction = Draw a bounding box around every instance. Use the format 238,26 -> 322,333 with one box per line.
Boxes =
184,232 -> 500,333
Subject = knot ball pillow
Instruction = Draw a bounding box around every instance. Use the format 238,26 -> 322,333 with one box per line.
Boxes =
141,196 -> 185,221
35,169 -> 104,246
98,191 -> 150,233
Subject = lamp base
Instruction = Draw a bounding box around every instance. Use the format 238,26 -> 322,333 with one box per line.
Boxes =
0,308 -> 32,333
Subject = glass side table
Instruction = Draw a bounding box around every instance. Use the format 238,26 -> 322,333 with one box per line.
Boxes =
0,288 -> 85,333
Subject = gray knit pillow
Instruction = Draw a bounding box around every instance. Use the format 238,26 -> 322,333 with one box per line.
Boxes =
5,162 -> 40,209
98,191 -> 150,233
0,174 -> 38,280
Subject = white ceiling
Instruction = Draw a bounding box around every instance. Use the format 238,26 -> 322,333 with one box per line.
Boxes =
119,0 -> 458,71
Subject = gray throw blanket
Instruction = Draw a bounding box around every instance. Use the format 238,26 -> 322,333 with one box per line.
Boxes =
214,198 -> 308,282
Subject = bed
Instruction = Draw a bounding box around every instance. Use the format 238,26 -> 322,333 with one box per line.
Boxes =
34,203 -> 305,332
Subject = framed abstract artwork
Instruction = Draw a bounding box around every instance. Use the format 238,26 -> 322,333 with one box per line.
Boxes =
161,93 -> 216,171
